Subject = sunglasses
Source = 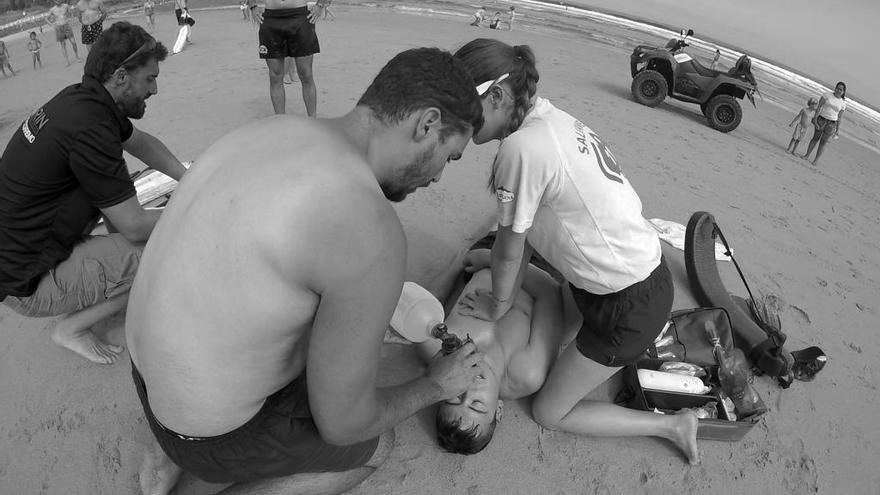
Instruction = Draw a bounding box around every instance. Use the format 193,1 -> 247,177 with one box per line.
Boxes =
475,72 -> 510,97
116,38 -> 157,72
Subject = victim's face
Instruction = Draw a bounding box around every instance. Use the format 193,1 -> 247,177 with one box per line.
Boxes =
382,128 -> 472,202
436,362 -> 499,433
119,58 -> 159,119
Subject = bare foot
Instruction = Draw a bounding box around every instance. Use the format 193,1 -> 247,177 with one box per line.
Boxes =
669,410 -> 700,465
139,446 -> 183,495
50,324 -> 123,365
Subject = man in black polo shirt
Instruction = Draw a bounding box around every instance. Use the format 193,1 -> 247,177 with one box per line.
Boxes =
0,22 -> 186,365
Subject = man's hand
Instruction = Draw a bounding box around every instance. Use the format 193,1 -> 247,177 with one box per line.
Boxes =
425,341 -> 485,400
457,287 -> 510,321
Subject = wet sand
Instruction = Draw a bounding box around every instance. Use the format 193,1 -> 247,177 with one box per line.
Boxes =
1,4 -> 878,494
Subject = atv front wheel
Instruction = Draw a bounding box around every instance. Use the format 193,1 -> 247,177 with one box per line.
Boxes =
700,101 -> 708,116
706,95 -> 742,132
631,70 -> 667,107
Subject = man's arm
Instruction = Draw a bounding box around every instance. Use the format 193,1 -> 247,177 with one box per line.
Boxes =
305,200 -> 483,446
123,127 -> 187,181
100,197 -> 160,242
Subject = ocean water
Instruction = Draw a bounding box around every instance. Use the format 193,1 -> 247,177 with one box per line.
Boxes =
367,0 -> 880,155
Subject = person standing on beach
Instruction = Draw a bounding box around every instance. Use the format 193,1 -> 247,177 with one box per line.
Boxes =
129,47 -> 485,495
255,0 -> 327,116
0,22 -> 186,365
28,32 -> 43,69
506,6 -> 516,31
787,97 -> 816,155
802,81 -> 846,166
47,0 -> 81,66
709,49 -> 720,70
453,38 -> 700,464
144,0 -> 156,30
0,41 -> 14,77
174,0 -> 194,45
76,0 -> 106,53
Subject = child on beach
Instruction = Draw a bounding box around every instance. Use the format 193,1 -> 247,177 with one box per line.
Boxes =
507,6 -> 516,30
787,97 -> 817,154
27,32 -> 42,69
489,11 -> 501,29
144,0 -> 156,30
470,7 -> 486,27
0,41 -> 15,77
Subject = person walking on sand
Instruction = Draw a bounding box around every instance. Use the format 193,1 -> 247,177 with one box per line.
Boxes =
47,0 -> 81,66
76,0 -> 107,53
144,0 -> 156,30
174,0 -> 194,45
129,47 -> 485,495
0,41 -> 14,77
0,22 -> 187,365
254,0 -> 327,116
28,32 -> 43,69
802,81 -> 846,166
453,38 -> 700,464
787,97 -> 816,154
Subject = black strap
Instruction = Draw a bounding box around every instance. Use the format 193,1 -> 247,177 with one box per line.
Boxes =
712,223 -> 757,306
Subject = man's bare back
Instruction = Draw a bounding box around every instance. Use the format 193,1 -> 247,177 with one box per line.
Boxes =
127,116 -> 397,436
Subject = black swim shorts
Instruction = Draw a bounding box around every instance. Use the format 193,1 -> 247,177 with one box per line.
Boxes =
258,7 -> 320,59
131,363 -> 379,483
570,256 -> 673,367
81,21 -> 102,45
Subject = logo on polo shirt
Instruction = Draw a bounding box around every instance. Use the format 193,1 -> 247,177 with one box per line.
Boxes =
258,45 -> 268,55
21,107 -> 49,144
496,187 -> 514,203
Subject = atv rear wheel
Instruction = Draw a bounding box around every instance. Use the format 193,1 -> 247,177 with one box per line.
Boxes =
631,70 -> 667,107
706,95 -> 742,132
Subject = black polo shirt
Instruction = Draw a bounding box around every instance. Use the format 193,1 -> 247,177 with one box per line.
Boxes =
0,75 -> 136,299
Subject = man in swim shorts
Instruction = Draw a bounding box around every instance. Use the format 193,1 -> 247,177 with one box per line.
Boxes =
129,47 -> 485,495
0,22 -> 186,365
76,0 -> 106,53
48,0 -> 80,65
256,0 -> 328,116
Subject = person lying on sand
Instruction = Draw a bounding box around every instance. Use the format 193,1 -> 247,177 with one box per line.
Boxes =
128,47 -> 485,495
416,245 -> 575,455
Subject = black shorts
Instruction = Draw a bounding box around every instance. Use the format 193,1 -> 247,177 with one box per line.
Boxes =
132,363 -> 379,483
175,8 -> 196,26
258,7 -> 320,59
81,21 -> 102,45
571,257 -> 673,367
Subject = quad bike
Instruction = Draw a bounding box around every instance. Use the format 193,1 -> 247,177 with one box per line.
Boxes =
630,29 -> 757,133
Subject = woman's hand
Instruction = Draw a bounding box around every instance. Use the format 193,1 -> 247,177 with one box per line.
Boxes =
457,287 -> 511,321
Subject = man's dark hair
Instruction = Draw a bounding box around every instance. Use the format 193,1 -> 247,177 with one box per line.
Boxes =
84,21 -> 168,83
435,412 -> 497,455
357,47 -> 484,141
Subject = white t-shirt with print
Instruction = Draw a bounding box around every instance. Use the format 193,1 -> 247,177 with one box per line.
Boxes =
818,92 -> 846,121
493,97 -> 661,294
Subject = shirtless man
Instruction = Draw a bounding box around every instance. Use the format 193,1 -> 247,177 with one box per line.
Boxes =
255,0 -> 328,116
47,0 -> 80,65
417,247 -> 573,454
129,47 -> 485,495
76,0 -> 105,52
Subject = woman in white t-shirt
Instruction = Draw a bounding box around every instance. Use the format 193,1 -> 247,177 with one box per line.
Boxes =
453,38 -> 699,464
802,81 -> 847,165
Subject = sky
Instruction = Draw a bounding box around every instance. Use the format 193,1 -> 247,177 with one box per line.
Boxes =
566,0 -> 878,111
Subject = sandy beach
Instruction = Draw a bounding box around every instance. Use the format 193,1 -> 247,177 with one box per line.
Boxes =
1,2 -> 879,494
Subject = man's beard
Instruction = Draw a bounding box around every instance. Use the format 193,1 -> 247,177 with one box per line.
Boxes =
381,144 -> 436,203
121,95 -> 147,119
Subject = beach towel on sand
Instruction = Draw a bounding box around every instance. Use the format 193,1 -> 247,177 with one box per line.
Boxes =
649,218 -> 730,261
